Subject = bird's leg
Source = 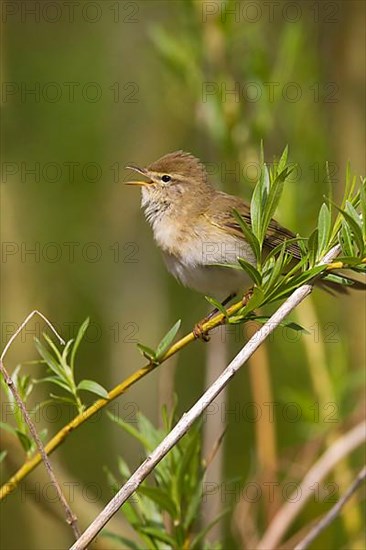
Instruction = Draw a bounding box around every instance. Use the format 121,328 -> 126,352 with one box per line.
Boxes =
193,293 -> 237,341
241,287 -> 254,307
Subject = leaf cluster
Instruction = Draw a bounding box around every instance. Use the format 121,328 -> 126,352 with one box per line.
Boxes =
0,319 -> 109,457
137,320 -> 181,364
104,406 -> 225,550
212,148 -> 365,327
34,318 -> 109,413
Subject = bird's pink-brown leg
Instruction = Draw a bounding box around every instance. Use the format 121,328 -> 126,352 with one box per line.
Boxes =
193,289 -> 254,341
193,293 -> 236,341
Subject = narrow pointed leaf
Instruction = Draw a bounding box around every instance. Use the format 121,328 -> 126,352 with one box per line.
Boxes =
237,258 -> 262,286
39,375 -> 73,393
138,527 -> 177,546
232,209 -> 260,259
107,412 -> 151,449
136,344 -> 157,362
262,167 -> 291,241
317,203 -> 331,257
137,486 -> 177,517
277,145 -> 289,174
235,287 -> 265,318
334,203 -> 364,255
42,333 -> 62,362
155,320 -> 181,359
15,430 -> 32,452
77,379 -> 109,399
250,173 -> 264,241
205,296 -> 228,318
70,318 -> 90,371
34,338 -> 66,380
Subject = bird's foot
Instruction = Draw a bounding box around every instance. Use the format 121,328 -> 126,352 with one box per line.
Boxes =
242,287 -> 254,307
193,322 -> 210,342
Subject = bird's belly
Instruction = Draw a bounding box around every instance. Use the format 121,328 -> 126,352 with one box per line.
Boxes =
162,253 -> 252,298
151,213 -> 255,297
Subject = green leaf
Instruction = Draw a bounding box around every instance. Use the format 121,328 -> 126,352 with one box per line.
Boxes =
138,413 -> 164,450
137,485 -> 177,517
41,333 -> 62,362
107,412 -> 152,450
155,320 -> 181,360
70,318 -> 90,372
117,456 -> 131,478
49,393 -> 80,407
120,499 -> 145,532
264,242 -> 288,292
39,375 -> 74,394
322,274 -> 358,287
233,287 -> 264,319
339,222 -> 354,256
250,169 -> 264,241
265,237 -> 305,263
232,209 -> 260,259
265,265 -> 325,303
248,316 -> 309,334
77,379 -> 109,399
261,166 -> 291,242
345,200 -> 363,229
15,429 -> 32,453
177,423 -> 202,496
60,339 -> 74,379
205,296 -> 229,318
308,228 -> 319,266
190,508 -> 230,549
282,321 -> 309,333
138,526 -> 177,547
237,258 -> 262,286
34,337 -> 66,381
317,203 -> 331,258
136,344 -> 157,362
335,204 -> 364,255
277,145 -> 289,174
183,476 -> 205,530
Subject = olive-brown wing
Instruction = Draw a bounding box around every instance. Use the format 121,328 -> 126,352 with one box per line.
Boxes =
204,192 -> 302,259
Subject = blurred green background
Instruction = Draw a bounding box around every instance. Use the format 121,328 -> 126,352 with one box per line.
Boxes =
1,1 -> 365,549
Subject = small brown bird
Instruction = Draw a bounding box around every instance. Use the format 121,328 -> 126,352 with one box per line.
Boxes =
126,150 -> 302,299
126,150 -> 363,300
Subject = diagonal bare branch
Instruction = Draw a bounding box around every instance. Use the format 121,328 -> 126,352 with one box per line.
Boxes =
69,246 -> 342,550
294,466 -> 366,550
257,422 -> 366,549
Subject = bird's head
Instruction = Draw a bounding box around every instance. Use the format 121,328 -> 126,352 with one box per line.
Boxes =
125,151 -> 212,217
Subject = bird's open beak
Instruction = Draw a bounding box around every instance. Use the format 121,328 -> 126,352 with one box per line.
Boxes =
125,165 -> 152,186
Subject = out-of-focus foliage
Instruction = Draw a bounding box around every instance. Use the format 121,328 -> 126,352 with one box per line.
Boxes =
1,1 -> 365,549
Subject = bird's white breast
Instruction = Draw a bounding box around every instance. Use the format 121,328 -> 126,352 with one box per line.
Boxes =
142,189 -> 255,297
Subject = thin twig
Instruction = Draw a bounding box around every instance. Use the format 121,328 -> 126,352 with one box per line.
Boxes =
69,246 -> 342,550
0,293 -> 247,500
0,256 -> 355,500
257,421 -> 366,549
294,466 -> 366,550
1,309 -> 65,362
0,311 -> 80,539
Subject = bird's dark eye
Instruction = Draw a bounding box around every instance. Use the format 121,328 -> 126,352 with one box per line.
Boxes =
161,175 -> 171,183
